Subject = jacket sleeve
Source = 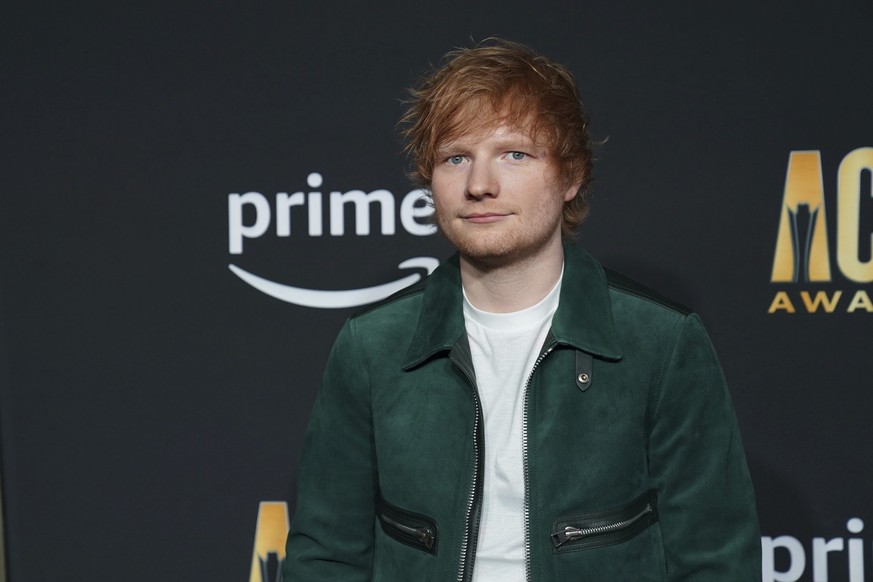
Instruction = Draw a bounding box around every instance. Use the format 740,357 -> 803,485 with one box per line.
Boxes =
647,313 -> 761,580
283,319 -> 376,580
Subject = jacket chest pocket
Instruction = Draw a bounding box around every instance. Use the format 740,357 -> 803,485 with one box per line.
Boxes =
377,495 -> 438,555
551,490 -> 658,553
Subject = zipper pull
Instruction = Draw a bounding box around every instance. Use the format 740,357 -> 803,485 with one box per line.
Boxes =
551,526 -> 587,547
416,528 -> 435,550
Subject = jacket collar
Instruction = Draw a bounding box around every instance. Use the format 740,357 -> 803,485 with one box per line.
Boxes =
403,244 -> 623,370
552,244 -> 623,360
403,253 -> 467,369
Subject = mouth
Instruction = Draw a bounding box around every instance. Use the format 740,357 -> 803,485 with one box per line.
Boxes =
461,212 -> 510,224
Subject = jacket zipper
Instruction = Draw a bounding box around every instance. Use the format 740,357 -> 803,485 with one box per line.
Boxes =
378,512 -> 435,551
551,503 -> 654,548
452,349 -> 483,582
522,340 -> 557,582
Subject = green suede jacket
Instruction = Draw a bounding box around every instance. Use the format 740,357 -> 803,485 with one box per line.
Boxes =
284,245 -> 761,581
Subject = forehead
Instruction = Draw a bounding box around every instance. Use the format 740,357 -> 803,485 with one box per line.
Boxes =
436,121 -> 538,150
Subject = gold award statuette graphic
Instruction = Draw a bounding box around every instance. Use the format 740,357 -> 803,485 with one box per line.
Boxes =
249,502 -> 290,582
769,147 -> 873,314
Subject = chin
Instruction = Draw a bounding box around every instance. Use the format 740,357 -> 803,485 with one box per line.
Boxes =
456,238 -> 528,267
441,229 -> 513,257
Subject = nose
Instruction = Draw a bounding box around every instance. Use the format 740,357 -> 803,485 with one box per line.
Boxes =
465,160 -> 498,200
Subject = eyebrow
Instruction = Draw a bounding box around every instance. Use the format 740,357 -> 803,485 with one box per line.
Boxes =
436,135 -> 539,154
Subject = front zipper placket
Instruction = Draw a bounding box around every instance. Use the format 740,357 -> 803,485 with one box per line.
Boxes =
450,346 -> 484,582
522,339 -> 558,582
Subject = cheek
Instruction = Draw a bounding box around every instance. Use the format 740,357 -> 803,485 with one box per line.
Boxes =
431,172 -> 461,202
429,187 -> 447,212
429,186 -> 452,218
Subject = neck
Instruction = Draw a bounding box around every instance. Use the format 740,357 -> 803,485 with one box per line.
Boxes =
460,241 -> 565,313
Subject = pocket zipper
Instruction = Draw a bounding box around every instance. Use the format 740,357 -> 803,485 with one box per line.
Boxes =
378,511 -> 436,551
551,502 -> 654,548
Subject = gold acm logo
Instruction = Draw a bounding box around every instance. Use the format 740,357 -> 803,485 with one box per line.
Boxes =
769,147 -> 873,314
249,502 -> 290,582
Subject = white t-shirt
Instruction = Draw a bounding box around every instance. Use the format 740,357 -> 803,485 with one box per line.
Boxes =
463,275 -> 561,581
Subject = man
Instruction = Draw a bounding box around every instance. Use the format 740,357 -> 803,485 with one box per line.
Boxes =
284,39 -> 760,581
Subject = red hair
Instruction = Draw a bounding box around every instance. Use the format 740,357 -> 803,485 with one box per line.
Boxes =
400,38 -> 593,237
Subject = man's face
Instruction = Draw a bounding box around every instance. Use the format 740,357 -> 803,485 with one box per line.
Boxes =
431,121 -> 578,266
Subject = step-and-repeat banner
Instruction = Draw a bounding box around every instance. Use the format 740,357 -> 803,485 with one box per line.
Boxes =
2,2 -> 871,580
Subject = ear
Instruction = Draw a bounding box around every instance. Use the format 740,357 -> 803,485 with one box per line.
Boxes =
562,181 -> 583,203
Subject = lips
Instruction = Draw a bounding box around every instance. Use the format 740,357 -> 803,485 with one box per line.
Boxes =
462,212 -> 510,223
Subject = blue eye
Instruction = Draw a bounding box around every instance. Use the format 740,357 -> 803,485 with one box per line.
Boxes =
509,152 -> 526,160
448,155 -> 464,165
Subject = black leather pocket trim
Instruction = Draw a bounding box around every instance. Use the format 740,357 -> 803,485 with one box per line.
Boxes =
376,495 -> 439,555
550,490 -> 658,553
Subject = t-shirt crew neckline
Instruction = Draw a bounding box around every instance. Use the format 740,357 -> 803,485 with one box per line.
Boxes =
462,270 -> 563,331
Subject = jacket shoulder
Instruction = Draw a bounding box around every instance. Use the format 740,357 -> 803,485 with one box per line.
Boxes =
349,277 -> 428,321
604,267 -> 692,317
